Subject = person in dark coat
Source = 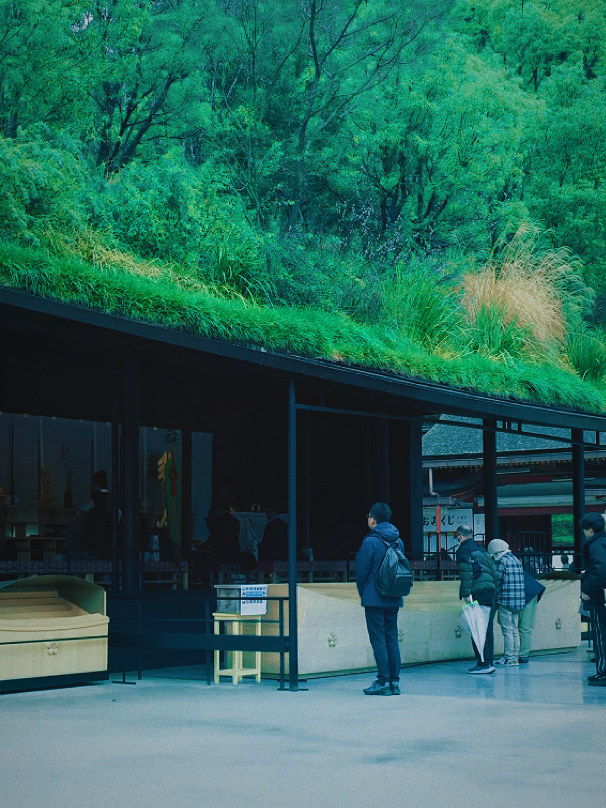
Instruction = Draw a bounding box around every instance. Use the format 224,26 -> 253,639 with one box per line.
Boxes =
579,512 -> 606,686
204,506 -> 242,564
455,525 -> 500,674
81,490 -> 113,560
355,502 -> 404,696
258,508 -> 288,561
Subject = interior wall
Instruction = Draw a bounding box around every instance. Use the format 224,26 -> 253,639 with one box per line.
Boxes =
304,412 -> 372,561
0,413 -> 112,530
0,411 -> 212,550
197,385 -> 289,515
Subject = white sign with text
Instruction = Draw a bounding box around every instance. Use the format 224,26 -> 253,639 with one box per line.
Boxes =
423,507 -> 473,534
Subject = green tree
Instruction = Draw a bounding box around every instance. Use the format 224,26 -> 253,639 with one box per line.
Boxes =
0,128 -> 90,245
523,64 -> 606,291
316,32 -> 530,258
462,0 -> 606,89
194,0 -> 452,232
80,0 -> 211,173
0,0 -> 92,135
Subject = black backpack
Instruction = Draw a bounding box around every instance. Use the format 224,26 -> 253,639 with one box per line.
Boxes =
471,548 -> 496,588
375,538 -> 414,598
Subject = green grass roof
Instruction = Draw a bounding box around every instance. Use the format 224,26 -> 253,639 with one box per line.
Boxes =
2,240 -> 606,415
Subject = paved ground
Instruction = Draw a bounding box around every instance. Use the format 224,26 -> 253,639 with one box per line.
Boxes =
2,651 -> 605,808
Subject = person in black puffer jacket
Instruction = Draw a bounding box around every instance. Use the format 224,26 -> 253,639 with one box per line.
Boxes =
579,512 -> 606,686
455,525 -> 500,675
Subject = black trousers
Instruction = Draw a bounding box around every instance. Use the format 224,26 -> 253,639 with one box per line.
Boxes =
472,593 -> 496,667
589,597 -> 606,675
364,606 -> 401,684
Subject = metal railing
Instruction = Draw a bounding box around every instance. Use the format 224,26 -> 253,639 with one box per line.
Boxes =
363,549 -> 583,582
107,592 -> 291,689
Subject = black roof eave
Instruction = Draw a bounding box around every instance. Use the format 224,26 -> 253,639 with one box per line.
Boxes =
2,286 -> 605,431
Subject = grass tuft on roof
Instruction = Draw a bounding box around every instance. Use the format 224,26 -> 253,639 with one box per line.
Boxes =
1,240 -> 605,414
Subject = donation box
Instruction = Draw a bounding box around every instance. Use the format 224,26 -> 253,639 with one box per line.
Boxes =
216,584 -> 268,615
0,575 -> 109,692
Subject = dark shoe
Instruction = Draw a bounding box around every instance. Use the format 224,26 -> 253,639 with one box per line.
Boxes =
518,657 -> 530,664
363,680 -> 392,696
587,673 -> 606,685
468,664 -> 495,674
390,681 -> 401,695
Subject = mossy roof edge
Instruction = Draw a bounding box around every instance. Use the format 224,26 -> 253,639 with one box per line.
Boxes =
1,242 -> 606,420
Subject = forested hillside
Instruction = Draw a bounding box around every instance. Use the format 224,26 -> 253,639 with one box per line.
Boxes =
2,0 -> 606,408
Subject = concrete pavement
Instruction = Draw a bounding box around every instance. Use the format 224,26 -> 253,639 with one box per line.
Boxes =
2,651 -> 605,808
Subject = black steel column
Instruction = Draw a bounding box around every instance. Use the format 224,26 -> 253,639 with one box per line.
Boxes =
399,420 -> 423,559
110,367 -> 121,592
122,361 -> 140,593
287,377 -> 299,689
572,428 -> 585,559
181,419 -> 193,553
483,420 -> 498,545
302,410 -> 311,557
111,421 -> 121,592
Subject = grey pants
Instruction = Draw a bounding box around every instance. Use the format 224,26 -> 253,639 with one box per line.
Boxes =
519,596 -> 538,658
497,605 -> 521,661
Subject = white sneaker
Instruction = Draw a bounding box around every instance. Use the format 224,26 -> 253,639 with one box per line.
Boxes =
468,664 -> 495,674
496,657 -> 519,666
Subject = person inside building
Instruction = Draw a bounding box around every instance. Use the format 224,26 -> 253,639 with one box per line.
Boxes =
201,488 -> 256,572
82,489 -> 113,560
203,489 -> 241,564
92,469 -> 108,494
258,507 -> 288,561
62,503 -> 91,561
64,472 -> 111,562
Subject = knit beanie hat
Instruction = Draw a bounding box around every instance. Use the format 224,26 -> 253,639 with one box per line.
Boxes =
487,539 -> 510,559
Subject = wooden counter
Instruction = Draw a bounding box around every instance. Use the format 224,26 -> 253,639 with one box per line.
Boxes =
260,579 -> 581,677
0,575 -> 109,691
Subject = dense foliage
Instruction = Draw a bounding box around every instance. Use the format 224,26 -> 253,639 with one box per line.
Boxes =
2,0 -> 606,407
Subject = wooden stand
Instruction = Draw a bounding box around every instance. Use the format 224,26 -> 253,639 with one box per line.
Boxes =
213,612 -> 262,685
0,576 -> 109,690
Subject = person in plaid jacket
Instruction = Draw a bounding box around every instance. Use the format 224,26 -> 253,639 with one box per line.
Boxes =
488,539 -> 525,666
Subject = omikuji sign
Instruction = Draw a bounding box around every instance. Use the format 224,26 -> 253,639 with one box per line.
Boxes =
422,508 -> 473,534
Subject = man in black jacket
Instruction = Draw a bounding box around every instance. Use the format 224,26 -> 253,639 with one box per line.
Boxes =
455,525 -> 500,674
579,512 -> 606,686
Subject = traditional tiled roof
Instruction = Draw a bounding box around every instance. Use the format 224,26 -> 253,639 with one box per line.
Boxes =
423,415 -> 606,464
